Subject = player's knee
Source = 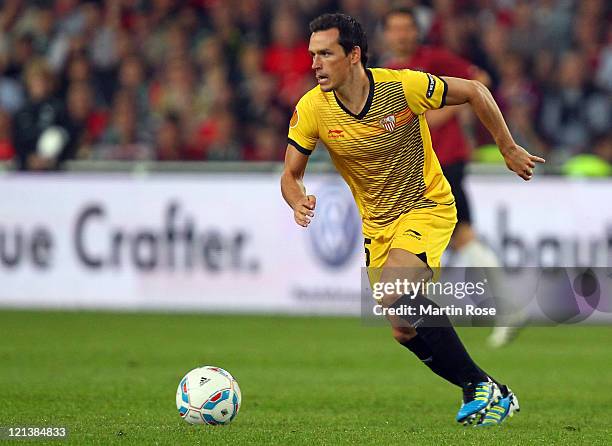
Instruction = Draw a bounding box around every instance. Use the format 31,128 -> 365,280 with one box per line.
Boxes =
392,326 -> 417,343
382,249 -> 432,283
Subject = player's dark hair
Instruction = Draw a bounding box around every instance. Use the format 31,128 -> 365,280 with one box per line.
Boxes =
383,7 -> 419,30
309,13 -> 368,67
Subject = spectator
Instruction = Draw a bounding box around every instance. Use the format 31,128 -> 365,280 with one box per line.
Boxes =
532,0 -> 573,55
236,0 -> 270,42
540,51 -> 611,157
595,27 -> 612,91
593,132 -> 612,163
0,44 -> 25,113
0,109 -> 15,161
116,54 -> 150,125
199,109 -> 243,161
263,11 -> 312,107
59,52 -> 104,105
245,126 -> 284,162
29,4 -> 56,57
495,53 -> 539,118
468,22 -> 510,88
155,113 -> 192,161
532,48 -> 556,91
63,81 -> 108,160
206,0 -> 241,55
94,89 -> 151,160
5,33 -> 36,79
85,0 -> 122,70
0,0 -> 607,168
495,53 -> 546,156
572,10 -> 605,72
149,57 -> 198,125
507,1 -> 542,58
12,59 -> 67,170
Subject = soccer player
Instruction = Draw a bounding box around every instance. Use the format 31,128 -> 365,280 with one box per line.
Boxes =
382,7 -> 519,348
280,13 -> 543,425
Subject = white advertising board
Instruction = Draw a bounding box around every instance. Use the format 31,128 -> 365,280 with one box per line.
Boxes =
1,173 -> 611,316
0,174 -> 363,313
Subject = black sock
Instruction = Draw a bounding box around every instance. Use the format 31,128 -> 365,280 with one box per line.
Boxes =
401,335 -> 463,387
393,293 -> 488,387
417,325 -> 488,386
401,332 -> 509,395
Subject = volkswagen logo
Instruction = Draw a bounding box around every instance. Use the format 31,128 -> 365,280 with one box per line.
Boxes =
308,182 -> 360,268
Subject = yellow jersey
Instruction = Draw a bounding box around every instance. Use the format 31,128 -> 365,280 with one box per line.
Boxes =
288,67 -> 454,230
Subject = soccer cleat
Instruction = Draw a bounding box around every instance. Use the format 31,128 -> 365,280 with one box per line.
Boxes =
477,390 -> 520,426
456,381 -> 501,425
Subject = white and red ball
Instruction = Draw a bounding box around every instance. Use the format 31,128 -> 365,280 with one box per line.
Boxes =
176,366 -> 241,425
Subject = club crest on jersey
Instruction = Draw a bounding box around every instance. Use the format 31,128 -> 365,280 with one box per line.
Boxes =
379,115 -> 396,133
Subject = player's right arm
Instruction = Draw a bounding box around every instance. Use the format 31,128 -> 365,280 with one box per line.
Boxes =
281,146 -> 316,227
281,93 -> 319,227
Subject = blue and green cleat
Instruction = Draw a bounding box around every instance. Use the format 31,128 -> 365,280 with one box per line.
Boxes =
456,381 -> 501,425
477,390 -> 520,426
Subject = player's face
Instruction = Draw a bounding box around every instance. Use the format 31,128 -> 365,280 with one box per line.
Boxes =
309,28 -> 353,92
384,13 -> 419,57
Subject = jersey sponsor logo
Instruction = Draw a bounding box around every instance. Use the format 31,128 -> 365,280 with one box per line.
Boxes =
308,182 -> 360,268
426,73 -> 436,98
379,115 -> 396,133
290,108 -> 299,128
328,129 -> 345,138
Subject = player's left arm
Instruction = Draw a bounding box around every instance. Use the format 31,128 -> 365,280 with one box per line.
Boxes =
441,76 -> 545,181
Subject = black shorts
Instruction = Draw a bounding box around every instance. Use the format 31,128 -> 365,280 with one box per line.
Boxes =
441,161 -> 472,224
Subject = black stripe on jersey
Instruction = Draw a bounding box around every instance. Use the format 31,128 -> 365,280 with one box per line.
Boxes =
371,83 -> 407,113
288,138 -> 313,155
333,69 -> 375,120
440,77 -> 448,108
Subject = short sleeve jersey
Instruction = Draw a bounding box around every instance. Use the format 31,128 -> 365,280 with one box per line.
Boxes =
288,67 -> 454,229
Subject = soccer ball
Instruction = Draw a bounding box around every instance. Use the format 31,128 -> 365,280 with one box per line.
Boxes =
176,366 -> 241,425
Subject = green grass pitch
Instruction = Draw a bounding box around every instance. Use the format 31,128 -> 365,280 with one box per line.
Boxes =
1,310 -> 611,445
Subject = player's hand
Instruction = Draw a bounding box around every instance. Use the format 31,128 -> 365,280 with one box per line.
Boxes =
501,144 -> 545,181
293,195 -> 316,227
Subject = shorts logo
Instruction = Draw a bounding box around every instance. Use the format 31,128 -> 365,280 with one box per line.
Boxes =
379,115 -> 396,133
404,229 -> 422,240
426,73 -> 436,98
328,129 -> 344,138
290,108 -> 299,128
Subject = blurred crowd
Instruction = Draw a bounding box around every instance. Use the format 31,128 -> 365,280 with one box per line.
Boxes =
0,0 -> 610,170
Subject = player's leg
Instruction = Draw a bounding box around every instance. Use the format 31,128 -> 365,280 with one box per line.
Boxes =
377,206 -> 508,424
380,248 -> 486,386
367,225 -> 464,387
379,248 -> 502,424
382,248 -> 505,424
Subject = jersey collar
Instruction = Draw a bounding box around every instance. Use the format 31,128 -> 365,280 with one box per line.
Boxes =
333,68 -> 374,120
